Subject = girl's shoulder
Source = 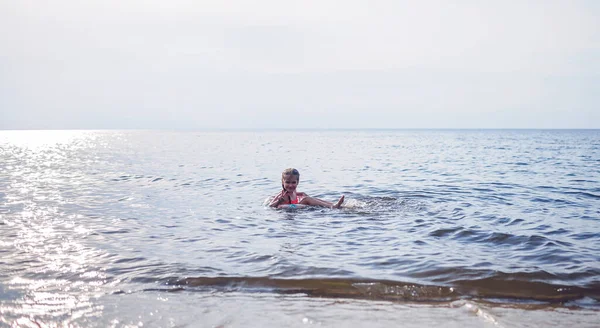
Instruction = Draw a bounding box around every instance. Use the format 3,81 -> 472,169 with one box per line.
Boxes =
297,192 -> 308,197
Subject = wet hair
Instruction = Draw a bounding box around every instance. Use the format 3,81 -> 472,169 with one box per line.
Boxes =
282,168 -> 300,181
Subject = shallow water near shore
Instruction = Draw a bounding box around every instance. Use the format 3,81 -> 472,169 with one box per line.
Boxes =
1,129 -> 599,327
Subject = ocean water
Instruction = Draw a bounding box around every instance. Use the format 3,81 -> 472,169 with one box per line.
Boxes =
0,129 -> 599,327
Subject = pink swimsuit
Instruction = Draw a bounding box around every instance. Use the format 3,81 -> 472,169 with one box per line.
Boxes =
289,193 -> 304,204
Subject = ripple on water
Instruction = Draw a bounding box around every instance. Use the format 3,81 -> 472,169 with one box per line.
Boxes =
1,130 -> 600,325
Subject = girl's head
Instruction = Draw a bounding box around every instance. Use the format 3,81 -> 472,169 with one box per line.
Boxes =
281,168 -> 300,191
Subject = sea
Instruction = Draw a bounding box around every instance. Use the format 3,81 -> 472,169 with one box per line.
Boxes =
0,129 -> 599,327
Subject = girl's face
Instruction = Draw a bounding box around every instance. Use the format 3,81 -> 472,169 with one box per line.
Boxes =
282,175 -> 299,192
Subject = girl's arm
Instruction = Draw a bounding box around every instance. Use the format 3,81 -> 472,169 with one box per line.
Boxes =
268,190 -> 286,207
269,197 -> 284,208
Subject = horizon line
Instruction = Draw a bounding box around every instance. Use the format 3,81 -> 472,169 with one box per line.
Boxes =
1,127 -> 599,132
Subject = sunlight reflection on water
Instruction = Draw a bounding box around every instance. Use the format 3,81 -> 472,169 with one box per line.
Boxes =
0,130 -> 98,149
1,129 -> 599,327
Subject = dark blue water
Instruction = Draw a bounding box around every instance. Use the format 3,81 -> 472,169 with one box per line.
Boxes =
1,130 -> 599,327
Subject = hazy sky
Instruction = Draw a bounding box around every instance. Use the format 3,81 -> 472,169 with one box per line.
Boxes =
1,0 -> 598,129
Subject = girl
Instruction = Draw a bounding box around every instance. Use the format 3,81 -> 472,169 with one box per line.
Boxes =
269,168 -> 344,209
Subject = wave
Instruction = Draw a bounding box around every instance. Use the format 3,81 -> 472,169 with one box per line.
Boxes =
155,275 -> 600,306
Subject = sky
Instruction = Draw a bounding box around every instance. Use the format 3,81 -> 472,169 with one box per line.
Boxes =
1,0 -> 598,129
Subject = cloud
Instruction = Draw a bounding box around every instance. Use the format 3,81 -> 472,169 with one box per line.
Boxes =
1,0 -> 598,129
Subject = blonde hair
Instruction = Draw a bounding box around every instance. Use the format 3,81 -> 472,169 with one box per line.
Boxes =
282,168 -> 300,180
